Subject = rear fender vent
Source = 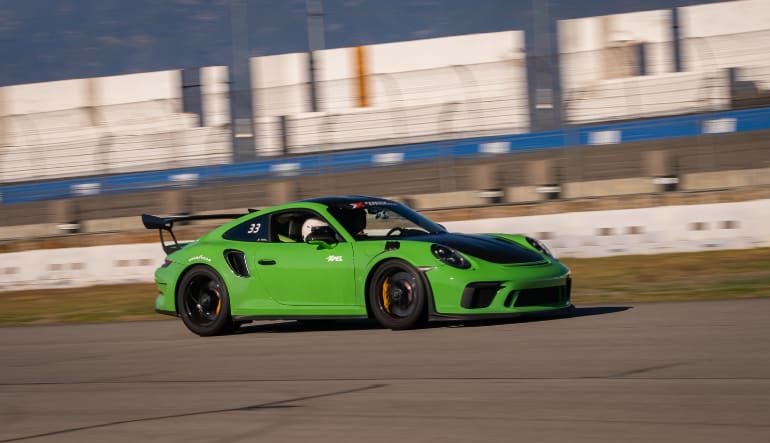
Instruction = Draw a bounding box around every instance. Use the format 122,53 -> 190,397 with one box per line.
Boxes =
224,249 -> 249,277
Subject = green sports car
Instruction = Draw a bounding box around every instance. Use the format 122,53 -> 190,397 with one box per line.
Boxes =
142,196 -> 572,336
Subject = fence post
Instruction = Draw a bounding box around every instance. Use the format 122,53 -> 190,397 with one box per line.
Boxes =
0,88 -> 6,185
228,0 -> 256,163
181,68 -> 203,127
279,115 -> 289,156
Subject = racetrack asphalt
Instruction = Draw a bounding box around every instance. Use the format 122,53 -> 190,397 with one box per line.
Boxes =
1,298 -> 769,443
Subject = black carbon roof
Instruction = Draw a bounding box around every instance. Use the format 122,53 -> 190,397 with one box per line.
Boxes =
302,196 -> 395,206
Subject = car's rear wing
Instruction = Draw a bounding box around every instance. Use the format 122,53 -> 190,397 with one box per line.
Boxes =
142,213 -> 248,253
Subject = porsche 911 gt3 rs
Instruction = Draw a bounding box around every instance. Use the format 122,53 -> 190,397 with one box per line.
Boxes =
143,196 -> 572,336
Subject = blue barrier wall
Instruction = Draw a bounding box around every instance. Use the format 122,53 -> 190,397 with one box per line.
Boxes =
2,106 -> 769,205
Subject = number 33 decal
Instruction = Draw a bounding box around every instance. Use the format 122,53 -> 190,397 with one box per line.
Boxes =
247,223 -> 261,234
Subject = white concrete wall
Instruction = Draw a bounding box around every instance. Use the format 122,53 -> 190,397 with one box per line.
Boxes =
201,66 -> 230,127
565,70 -> 731,124
0,79 -> 90,115
252,52 -> 309,117
370,31 -> 524,73
680,0 -> 770,73
446,198 -> 770,258
557,2 -> 770,124
0,68 -> 233,182
0,244 -> 166,291
1,199 -> 768,291
557,9 -> 726,124
318,47 -> 357,111
1,125 -> 231,182
369,31 -> 526,108
681,0 -> 770,37
559,10 -> 673,88
249,30 -> 529,153
0,71 -> 181,116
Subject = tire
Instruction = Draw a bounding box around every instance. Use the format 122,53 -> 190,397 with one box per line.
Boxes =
368,259 -> 428,330
176,265 -> 234,336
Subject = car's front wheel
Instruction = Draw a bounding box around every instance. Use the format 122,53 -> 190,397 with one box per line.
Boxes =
176,265 -> 234,336
368,259 -> 428,330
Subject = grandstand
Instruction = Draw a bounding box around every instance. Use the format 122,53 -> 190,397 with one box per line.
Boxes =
1,0 -> 770,241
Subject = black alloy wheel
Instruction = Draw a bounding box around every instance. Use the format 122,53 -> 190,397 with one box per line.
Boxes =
176,265 -> 234,336
368,259 -> 428,330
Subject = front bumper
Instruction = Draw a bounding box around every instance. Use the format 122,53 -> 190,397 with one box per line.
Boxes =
425,260 -> 571,316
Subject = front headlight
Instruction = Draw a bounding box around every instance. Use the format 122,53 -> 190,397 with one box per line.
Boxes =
526,236 -> 553,257
431,244 -> 471,269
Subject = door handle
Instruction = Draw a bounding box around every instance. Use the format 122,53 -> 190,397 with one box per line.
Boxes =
258,259 -> 276,266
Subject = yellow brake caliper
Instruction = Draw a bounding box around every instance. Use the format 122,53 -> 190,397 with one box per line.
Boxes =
382,277 -> 391,313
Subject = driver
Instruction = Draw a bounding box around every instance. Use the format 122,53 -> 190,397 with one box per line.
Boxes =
301,218 -> 329,242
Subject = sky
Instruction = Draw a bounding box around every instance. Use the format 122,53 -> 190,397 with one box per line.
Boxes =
0,0 -> 726,86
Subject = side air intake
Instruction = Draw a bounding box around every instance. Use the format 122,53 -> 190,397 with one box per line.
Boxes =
224,250 -> 249,277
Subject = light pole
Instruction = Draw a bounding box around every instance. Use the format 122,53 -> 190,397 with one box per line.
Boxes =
228,0 -> 257,162
306,0 -> 326,113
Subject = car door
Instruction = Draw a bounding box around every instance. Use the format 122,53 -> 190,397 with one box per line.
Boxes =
249,209 -> 356,306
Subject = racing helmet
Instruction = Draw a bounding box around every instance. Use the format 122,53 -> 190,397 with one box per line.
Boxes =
301,217 -> 329,241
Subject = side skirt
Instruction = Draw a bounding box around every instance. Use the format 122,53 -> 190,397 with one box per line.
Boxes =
155,309 -> 178,317
232,314 -> 369,322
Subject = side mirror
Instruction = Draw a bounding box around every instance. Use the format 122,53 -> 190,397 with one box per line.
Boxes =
306,226 -> 338,247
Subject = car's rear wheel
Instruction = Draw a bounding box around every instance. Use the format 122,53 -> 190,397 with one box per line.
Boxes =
368,260 -> 427,330
177,265 -> 234,336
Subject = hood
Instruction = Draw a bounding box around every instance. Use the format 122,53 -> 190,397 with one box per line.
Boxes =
407,233 -> 545,264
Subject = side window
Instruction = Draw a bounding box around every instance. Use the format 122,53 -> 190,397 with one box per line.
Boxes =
270,210 -> 341,243
223,215 -> 269,242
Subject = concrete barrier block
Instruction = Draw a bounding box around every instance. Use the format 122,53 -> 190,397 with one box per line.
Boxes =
563,177 -> 656,198
470,164 -> 498,191
645,150 -> 671,177
680,168 -> 770,191
409,191 -> 482,210
529,159 -> 556,185
87,216 -> 143,233
268,181 -> 298,206
0,223 -> 61,240
504,186 -> 542,203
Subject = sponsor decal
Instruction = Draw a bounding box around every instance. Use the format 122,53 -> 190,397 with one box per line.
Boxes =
188,255 -> 212,263
479,141 -> 510,154
71,183 -> 101,196
351,200 -> 396,208
271,162 -> 301,174
327,255 -> 344,262
169,173 -> 200,182
702,118 -> 736,134
588,130 -> 621,145
372,152 -> 404,164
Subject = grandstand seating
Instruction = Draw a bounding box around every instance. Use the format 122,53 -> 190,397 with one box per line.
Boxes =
1,0 -> 769,189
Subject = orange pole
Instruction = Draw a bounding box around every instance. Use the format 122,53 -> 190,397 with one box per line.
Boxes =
354,46 -> 369,107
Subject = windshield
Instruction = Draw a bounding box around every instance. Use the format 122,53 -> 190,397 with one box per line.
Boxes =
327,200 -> 446,240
